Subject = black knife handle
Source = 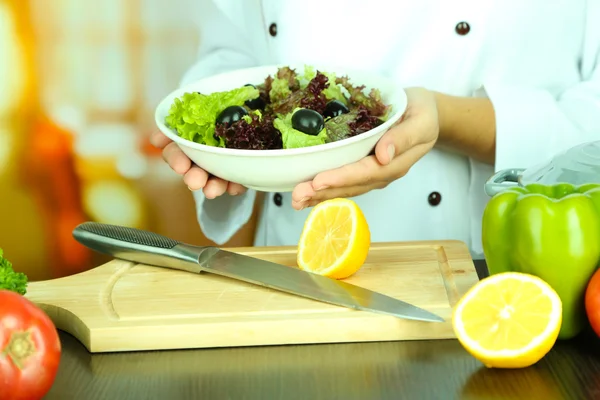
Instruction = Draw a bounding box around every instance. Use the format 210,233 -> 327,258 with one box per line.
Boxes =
72,221 -> 208,274
74,221 -> 180,249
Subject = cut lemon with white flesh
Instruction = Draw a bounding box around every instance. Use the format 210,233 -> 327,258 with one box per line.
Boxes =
297,198 -> 370,279
452,272 -> 562,369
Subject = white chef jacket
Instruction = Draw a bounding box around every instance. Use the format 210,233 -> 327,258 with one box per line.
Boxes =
179,0 -> 600,259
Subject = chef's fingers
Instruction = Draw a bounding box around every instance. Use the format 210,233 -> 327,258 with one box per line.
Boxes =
293,157 -> 383,204
150,131 -> 172,149
291,181 -> 317,205
304,143 -> 430,207
203,176 -> 229,199
183,165 -> 209,191
301,182 -> 386,208
162,142 -> 192,175
227,182 -> 247,196
374,117 -> 421,166
310,155 -> 387,191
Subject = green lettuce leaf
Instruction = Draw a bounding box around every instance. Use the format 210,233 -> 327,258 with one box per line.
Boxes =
269,77 -> 292,103
322,72 -> 347,105
0,248 -> 28,295
242,109 -> 263,124
324,113 -> 356,142
164,86 -> 260,147
298,65 -> 317,88
273,109 -> 328,149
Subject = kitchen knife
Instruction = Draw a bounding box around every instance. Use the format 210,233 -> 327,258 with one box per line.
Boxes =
72,222 -> 444,323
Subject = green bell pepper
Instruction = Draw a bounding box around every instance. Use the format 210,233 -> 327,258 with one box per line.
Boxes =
482,182 -> 600,339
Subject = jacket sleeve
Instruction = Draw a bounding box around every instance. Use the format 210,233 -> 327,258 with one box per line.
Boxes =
180,0 -> 264,245
484,4 -> 600,171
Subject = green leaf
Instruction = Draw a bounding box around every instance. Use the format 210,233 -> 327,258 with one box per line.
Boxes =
324,112 -> 356,142
0,248 -> 28,295
164,86 -> 260,147
273,109 -> 328,149
269,77 -> 292,103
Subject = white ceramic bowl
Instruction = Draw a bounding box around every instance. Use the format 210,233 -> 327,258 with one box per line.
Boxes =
155,64 -> 407,192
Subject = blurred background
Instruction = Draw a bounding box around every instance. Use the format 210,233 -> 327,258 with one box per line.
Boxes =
0,0 -> 259,281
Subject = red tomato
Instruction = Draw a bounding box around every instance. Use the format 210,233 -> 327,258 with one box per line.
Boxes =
585,267 -> 600,338
0,290 -> 61,400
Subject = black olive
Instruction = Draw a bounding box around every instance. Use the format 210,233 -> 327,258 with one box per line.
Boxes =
245,97 -> 266,110
323,100 -> 350,119
243,84 -> 266,110
216,105 -> 248,126
291,108 -> 325,136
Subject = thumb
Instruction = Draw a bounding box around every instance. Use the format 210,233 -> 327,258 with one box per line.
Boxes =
374,116 -> 417,166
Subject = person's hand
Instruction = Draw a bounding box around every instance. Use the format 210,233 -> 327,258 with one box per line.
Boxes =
291,87 -> 440,210
149,132 -> 247,198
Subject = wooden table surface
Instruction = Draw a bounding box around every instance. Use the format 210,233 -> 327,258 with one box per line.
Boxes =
44,260 -> 600,400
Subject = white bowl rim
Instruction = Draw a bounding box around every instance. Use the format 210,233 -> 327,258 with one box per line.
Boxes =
154,64 -> 407,158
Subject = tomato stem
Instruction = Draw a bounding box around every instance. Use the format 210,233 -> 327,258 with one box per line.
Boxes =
3,331 -> 36,369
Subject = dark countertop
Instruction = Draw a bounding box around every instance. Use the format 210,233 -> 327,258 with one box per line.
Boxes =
44,260 -> 600,400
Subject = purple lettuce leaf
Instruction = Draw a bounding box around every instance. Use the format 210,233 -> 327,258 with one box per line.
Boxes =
324,106 -> 384,142
269,71 -> 330,116
214,112 -> 283,150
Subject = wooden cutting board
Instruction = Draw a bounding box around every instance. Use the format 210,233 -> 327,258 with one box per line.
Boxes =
25,240 -> 479,353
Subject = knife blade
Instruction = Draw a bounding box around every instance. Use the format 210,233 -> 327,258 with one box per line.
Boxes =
72,222 -> 444,323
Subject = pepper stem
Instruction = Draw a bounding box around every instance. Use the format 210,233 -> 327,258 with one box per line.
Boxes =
2,331 -> 36,369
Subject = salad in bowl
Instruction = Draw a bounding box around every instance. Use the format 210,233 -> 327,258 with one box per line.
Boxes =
155,64 -> 407,192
